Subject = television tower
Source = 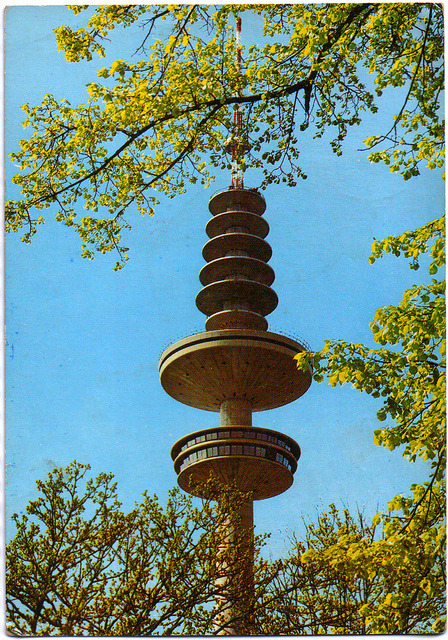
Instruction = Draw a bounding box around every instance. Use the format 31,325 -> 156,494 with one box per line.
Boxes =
158,17 -> 312,634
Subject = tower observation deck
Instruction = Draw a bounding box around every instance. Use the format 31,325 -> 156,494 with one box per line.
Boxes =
159,186 -> 312,633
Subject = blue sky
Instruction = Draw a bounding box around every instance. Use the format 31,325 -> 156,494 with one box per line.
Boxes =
5,5 -> 444,557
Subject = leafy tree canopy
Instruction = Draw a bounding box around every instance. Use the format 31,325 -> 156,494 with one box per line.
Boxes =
6,462 -> 269,636
6,3 -> 444,268
295,215 -> 446,634
262,503 -> 445,634
7,462 -> 446,635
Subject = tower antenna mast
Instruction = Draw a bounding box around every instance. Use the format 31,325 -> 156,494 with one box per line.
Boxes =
226,16 -> 248,189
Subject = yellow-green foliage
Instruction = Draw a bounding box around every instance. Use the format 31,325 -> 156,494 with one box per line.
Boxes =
295,217 -> 446,634
6,4 -> 444,268
8,453 -> 445,634
6,462 -> 264,635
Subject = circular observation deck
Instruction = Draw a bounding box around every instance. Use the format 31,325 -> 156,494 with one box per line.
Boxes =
171,426 -> 301,500
208,188 -> 266,216
159,329 -> 312,412
196,280 -> 278,317
206,211 -> 269,239
199,256 -> 275,287
202,233 -> 272,263
205,310 -> 268,331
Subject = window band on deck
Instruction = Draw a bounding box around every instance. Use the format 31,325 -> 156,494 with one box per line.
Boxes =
176,440 -> 297,474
